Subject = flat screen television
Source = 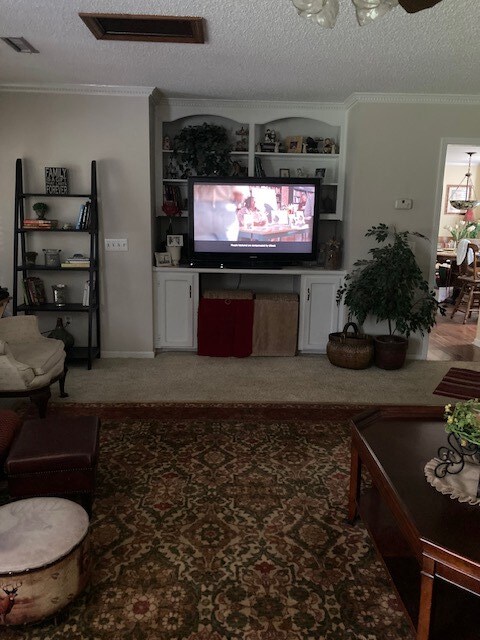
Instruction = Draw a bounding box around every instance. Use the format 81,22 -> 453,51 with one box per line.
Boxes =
187,176 -> 321,267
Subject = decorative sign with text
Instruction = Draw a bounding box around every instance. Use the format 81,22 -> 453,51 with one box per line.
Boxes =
45,167 -> 68,195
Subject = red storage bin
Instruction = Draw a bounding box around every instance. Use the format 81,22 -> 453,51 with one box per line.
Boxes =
197,290 -> 254,357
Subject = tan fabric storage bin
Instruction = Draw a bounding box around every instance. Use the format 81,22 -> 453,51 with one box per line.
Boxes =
203,289 -> 254,300
252,293 -> 299,356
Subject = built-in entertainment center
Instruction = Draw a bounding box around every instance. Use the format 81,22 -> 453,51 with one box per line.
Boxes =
154,99 -> 347,353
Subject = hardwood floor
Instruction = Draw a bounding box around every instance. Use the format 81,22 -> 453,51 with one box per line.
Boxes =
427,303 -> 480,361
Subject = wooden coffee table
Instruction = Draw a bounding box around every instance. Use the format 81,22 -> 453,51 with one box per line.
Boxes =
349,405 -> 480,640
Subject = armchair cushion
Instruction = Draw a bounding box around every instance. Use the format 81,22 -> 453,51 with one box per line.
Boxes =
9,337 -> 65,376
0,316 -> 66,392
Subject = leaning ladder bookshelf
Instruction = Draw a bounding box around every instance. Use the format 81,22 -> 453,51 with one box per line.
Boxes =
13,158 -> 100,370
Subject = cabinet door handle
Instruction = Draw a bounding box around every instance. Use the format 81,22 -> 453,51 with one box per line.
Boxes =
189,285 -> 192,298
307,287 -> 310,301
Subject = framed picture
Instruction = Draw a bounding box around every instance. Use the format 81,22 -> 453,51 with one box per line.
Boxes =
445,184 -> 472,214
166,234 -> 184,247
315,168 -> 326,178
155,252 -> 172,267
279,168 -> 290,177
285,136 -> 303,154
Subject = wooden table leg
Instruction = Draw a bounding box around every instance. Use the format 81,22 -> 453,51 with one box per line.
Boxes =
347,440 -> 361,524
417,555 -> 435,640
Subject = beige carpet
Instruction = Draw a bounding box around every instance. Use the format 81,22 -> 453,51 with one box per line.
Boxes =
41,353 -> 480,405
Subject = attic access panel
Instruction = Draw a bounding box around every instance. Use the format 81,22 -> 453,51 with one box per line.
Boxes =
79,13 -> 205,44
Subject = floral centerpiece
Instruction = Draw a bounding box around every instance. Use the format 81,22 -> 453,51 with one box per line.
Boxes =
444,221 -> 480,244
444,399 -> 480,446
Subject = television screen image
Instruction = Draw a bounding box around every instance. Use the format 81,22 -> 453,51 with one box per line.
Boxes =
188,177 -> 321,266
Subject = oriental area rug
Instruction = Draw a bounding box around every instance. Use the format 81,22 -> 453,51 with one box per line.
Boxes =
1,403 -> 412,640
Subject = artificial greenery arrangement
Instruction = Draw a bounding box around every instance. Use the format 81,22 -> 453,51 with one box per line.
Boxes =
444,220 -> 480,244
173,122 -> 233,177
337,223 -> 445,338
444,400 -> 480,446
32,202 -> 49,220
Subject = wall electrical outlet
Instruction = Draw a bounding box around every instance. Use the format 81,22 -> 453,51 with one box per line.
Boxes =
64,316 -> 72,326
105,238 -> 128,251
395,199 -> 413,210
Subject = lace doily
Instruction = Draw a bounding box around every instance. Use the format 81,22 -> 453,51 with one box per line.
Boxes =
425,458 -> 480,506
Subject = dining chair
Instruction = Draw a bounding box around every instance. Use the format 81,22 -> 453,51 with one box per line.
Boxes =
450,241 -> 480,323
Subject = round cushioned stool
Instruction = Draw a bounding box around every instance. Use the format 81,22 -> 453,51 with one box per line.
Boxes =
0,497 -> 90,626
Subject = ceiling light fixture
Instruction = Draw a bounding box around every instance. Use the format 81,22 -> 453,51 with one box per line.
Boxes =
1,36 -> 38,53
449,152 -> 480,221
292,0 -> 443,28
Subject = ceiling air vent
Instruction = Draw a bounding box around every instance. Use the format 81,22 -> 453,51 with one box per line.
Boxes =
1,37 -> 38,53
79,13 -> 205,44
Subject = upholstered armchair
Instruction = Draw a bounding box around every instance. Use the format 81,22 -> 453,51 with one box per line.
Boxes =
0,315 -> 68,417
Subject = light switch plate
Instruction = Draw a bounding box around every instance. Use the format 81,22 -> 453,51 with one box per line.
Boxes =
105,238 -> 128,251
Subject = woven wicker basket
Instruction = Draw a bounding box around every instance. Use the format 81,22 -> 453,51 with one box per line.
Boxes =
327,322 -> 373,370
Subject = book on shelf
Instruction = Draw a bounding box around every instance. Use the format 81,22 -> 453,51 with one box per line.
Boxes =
82,280 -> 90,306
22,276 -> 46,305
163,184 -> 183,212
75,201 -> 91,230
75,204 -> 85,229
254,157 -> 266,177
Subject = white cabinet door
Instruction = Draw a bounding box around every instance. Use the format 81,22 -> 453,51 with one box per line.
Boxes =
298,275 -> 344,352
155,271 -> 199,349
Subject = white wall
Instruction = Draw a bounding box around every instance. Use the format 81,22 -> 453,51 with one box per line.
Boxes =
0,89 -> 154,357
344,101 -> 480,355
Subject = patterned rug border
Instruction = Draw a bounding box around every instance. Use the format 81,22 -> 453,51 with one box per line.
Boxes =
43,402 -> 372,421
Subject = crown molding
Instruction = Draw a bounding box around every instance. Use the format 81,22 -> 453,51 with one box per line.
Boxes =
157,97 -> 345,111
0,83 -> 155,97
345,92 -> 480,109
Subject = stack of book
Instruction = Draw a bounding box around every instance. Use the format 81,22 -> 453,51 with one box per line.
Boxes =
23,219 -> 58,230
22,277 -> 46,305
61,255 -> 90,268
75,201 -> 92,230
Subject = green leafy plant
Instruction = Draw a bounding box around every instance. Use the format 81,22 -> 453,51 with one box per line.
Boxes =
337,223 -> 445,337
32,202 -> 49,219
444,399 -> 480,446
172,122 -> 233,177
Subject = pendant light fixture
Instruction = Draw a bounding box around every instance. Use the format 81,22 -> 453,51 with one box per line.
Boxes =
449,152 -> 480,220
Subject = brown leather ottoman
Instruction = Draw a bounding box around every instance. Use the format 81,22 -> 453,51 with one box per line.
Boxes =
5,416 -> 100,515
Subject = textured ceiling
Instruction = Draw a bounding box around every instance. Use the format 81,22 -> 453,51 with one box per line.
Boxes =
1,0 -> 479,101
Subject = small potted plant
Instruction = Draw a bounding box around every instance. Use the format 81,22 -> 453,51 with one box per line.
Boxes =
33,202 -> 49,220
337,223 -> 445,369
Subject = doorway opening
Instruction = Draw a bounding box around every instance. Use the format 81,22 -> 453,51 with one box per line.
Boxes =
427,143 -> 480,362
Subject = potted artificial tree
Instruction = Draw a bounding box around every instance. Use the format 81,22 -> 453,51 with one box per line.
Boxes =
172,122 -> 233,177
337,223 -> 445,369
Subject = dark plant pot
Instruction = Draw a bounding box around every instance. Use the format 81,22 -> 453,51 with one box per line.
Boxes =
374,335 -> 408,370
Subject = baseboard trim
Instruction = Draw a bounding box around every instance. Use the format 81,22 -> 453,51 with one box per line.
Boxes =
101,351 -> 155,359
